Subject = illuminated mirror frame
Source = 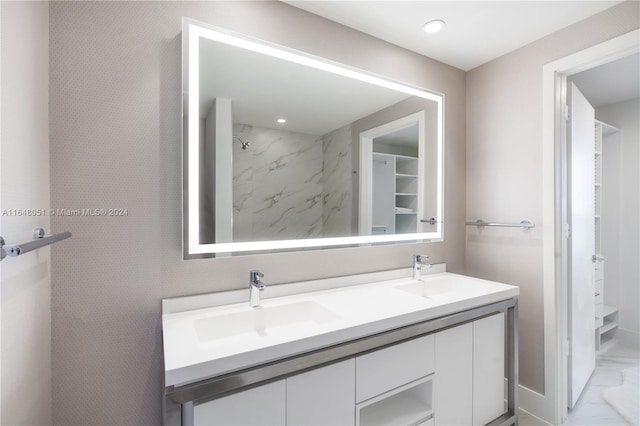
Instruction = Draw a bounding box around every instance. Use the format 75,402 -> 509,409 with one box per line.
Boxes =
183,18 -> 444,257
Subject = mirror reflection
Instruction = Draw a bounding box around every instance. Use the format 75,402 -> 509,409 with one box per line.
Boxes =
184,20 -> 443,256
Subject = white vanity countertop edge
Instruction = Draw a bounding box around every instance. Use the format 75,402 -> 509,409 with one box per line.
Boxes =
162,270 -> 519,388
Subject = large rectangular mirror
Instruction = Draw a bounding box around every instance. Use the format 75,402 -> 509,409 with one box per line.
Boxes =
183,18 -> 443,257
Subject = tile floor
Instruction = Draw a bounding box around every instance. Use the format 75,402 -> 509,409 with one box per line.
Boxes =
563,340 -> 640,426
516,339 -> 639,426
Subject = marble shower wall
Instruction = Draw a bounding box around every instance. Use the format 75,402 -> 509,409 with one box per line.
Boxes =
322,124 -> 354,236
232,124 -> 323,241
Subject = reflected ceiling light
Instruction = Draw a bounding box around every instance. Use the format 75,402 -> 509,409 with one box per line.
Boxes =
277,118 -> 287,124
423,19 -> 446,34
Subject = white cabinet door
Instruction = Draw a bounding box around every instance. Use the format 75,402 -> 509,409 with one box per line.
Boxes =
287,359 -> 355,426
473,313 -> 505,426
434,314 -> 505,426
193,380 -> 285,426
434,323 -> 472,426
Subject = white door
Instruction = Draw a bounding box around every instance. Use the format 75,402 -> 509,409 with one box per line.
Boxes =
567,82 -> 596,408
372,153 -> 395,235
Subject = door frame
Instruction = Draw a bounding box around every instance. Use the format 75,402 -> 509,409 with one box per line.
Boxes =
0,2 -> 3,417
541,29 -> 639,423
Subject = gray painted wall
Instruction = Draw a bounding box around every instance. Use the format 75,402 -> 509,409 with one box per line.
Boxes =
1,1 -> 51,424
49,2 -> 466,424
466,1 -> 639,394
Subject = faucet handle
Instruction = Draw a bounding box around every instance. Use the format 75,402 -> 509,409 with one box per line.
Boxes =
250,270 -> 265,289
414,254 -> 429,263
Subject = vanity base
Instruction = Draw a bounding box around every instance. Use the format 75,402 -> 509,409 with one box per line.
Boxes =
164,298 -> 518,426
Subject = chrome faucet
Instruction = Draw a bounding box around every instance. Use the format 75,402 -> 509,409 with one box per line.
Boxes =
413,255 -> 432,280
249,270 -> 266,307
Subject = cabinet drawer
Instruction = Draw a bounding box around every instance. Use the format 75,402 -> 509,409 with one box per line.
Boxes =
595,303 -> 604,328
595,262 -> 604,281
595,288 -> 604,306
356,334 -> 434,402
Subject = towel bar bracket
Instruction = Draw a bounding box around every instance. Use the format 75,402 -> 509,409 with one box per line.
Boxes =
0,228 -> 72,261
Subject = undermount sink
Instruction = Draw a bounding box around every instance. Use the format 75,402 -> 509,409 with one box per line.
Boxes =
395,275 -> 495,299
195,300 -> 341,343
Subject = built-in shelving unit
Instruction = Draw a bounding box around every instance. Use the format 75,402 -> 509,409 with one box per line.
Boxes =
597,305 -> 619,351
593,120 -> 620,352
372,153 -> 419,235
594,122 -> 604,330
395,155 -> 418,234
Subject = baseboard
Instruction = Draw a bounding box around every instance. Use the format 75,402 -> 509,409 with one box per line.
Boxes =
518,407 -> 552,426
518,384 -> 552,422
504,380 -> 553,423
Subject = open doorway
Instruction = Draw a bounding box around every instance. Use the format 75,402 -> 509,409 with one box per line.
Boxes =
563,51 -> 640,423
542,29 -> 639,424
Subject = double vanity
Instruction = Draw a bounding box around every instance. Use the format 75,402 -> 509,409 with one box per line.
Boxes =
162,265 -> 519,426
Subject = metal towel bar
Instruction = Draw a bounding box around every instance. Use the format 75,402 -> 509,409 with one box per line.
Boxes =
0,228 -> 72,261
465,219 -> 535,229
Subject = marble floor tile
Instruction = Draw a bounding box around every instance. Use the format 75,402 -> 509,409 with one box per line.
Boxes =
563,340 -> 640,426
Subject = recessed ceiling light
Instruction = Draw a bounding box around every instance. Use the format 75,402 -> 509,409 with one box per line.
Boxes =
423,19 -> 446,34
277,118 -> 286,124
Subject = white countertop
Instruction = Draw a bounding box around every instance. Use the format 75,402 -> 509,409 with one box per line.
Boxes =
162,271 -> 519,387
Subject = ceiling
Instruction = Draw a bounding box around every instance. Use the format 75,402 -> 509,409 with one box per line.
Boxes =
285,1 -> 623,71
199,37 -> 414,134
375,123 -> 419,148
570,52 -> 640,108
196,1 -> 636,136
